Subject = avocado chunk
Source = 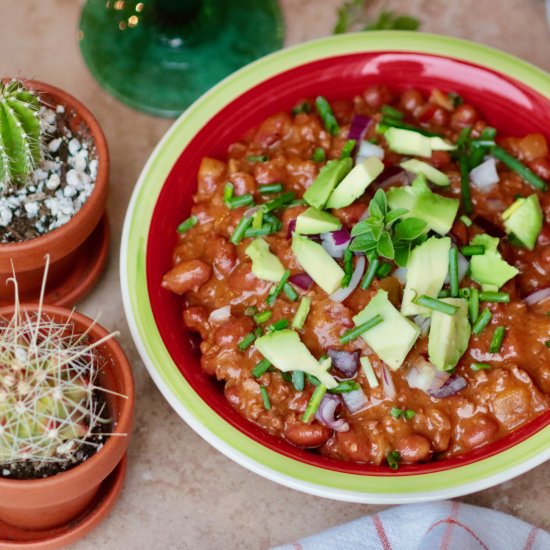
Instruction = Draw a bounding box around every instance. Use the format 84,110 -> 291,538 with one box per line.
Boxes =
401,236 -> 451,316
384,127 -> 432,158
353,289 -> 420,370
469,234 -> 519,289
245,238 -> 285,282
295,207 -> 342,235
291,234 -> 344,294
502,194 -> 543,250
254,329 -> 338,388
428,298 -> 471,371
325,157 -> 384,209
303,157 -> 353,209
430,137 -> 457,152
387,175 -> 459,235
400,159 -> 450,187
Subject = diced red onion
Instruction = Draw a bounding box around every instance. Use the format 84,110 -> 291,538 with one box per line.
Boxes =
321,229 -> 351,259
378,169 -> 413,189
356,140 -> 385,164
429,374 -> 467,398
208,306 -> 231,323
523,287 -> 550,305
327,349 -> 360,377
406,357 -> 437,392
381,365 -> 396,399
470,158 -> 499,191
288,272 -> 314,291
329,256 -> 366,303
315,394 -> 350,432
393,267 -> 407,285
348,114 -> 372,141
287,219 -> 297,239
244,205 -> 262,219
413,314 -> 431,336
342,388 -> 367,414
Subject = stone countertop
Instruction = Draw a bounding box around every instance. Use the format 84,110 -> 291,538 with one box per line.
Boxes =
1,1 -> 549,548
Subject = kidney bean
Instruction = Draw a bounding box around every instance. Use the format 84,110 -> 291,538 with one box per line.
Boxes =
195,157 -> 226,202
396,434 -> 432,463
460,415 -> 499,449
284,421 -> 331,448
451,104 -> 479,129
332,202 -> 368,226
528,157 -> 550,181
214,316 -> 255,347
363,85 -> 395,110
429,150 -> 451,169
227,262 -> 263,292
400,89 -> 424,113
182,306 -> 210,339
161,259 -> 212,295
253,157 -> 287,185
253,112 -> 292,148
430,107 -> 450,128
518,134 -> 548,161
203,236 -> 237,277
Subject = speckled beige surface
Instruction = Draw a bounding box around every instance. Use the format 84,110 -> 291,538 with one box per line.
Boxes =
1,1 -> 549,548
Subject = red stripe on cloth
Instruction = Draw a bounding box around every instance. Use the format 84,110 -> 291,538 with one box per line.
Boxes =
524,526 -> 539,550
292,544 -> 303,550
372,514 -> 393,550
427,518 -> 490,550
441,501 -> 460,550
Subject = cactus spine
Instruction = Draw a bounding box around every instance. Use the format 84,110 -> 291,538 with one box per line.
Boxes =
0,80 -> 44,192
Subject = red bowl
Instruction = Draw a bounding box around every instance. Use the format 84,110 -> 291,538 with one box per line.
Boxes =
123,33 -> 550,500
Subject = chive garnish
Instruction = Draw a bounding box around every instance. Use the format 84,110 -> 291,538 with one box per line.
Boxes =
468,127 -> 497,168
491,146 -> 547,191
247,154 -> 268,163
387,450 -> 401,470
329,380 -> 360,394
469,288 -> 480,324
379,117 -> 441,137
252,210 -> 263,229
223,182 -> 234,202
341,249 -> 354,287
312,147 -> 326,162
237,332 -> 256,351
244,226 -> 274,238
259,183 -> 284,194
244,306 -> 258,316
253,310 -> 272,324
303,384 -> 327,423
291,101 -> 311,116
438,289 -> 451,298
456,126 -> 472,148
260,386 -> 271,410
305,373 -> 321,386
390,407 -> 416,420
413,295 -> 460,315
459,155 -> 473,215
226,194 -> 255,209
459,287 -> 471,299
254,327 -> 263,338
479,291 -> 510,303
340,139 -> 357,159
315,96 -> 340,136
292,370 -> 305,391
360,258 -> 380,290
251,358 -> 271,378
461,245 -> 485,256
177,215 -> 198,234
449,247 -> 459,298
471,362 -> 491,371
266,270 -> 291,306
489,326 -> 506,353
472,307 -> 492,335
339,314 -> 384,344
292,297 -> 311,330
376,262 -> 392,279
545,340 -> 550,348
261,191 -> 296,213
460,214 -> 473,227
267,319 -> 290,332
281,372 -> 293,382
381,105 -> 404,119
230,215 -> 253,245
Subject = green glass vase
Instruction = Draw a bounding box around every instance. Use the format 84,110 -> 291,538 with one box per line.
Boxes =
79,0 -> 284,117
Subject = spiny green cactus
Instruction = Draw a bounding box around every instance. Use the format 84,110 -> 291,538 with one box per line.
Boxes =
0,268 -> 122,470
0,79 -> 44,192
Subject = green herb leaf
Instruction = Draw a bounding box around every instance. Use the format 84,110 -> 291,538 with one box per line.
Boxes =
394,217 -> 428,241
376,231 -> 395,259
385,207 -> 409,225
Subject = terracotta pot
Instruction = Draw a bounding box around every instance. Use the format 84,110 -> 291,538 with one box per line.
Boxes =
0,305 -> 134,531
0,80 -> 109,303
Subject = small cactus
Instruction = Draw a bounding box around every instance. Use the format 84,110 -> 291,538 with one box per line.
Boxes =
0,265 -> 123,473
0,79 -> 44,192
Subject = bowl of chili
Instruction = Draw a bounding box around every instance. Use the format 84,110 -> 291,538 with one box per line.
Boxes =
121,32 -> 550,503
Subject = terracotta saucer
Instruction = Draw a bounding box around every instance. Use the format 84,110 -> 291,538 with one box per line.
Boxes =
0,214 -> 110,309
0,454 -> 127,550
